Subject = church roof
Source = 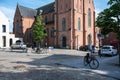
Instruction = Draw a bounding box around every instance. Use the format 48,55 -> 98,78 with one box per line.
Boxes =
17,2 -> 55,18
17,4 -> 37,18
37,2 -> 55,14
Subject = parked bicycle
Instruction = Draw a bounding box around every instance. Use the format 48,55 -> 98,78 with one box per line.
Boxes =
35,47 -> 48,54
83,53 -> 99,69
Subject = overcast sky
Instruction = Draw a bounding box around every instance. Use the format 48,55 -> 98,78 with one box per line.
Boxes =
0,0 -> 109,32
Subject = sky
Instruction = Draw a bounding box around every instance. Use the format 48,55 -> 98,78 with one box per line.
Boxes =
0,0 -> 109,32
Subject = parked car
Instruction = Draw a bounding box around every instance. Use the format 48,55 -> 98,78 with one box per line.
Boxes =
11,43 -> 26,49
100,45 -> 118,56
10,40 -> 27,52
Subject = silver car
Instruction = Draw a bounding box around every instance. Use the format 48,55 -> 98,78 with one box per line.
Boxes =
100,45 -> 118,56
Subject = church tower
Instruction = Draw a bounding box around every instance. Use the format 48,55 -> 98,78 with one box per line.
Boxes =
55,0 -> 95,49
55,0 -> 74,49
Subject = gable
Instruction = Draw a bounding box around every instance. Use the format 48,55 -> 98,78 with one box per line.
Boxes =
17,4 -> 37,18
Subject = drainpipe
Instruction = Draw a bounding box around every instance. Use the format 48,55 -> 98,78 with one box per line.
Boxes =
93,11 -> 96,46
70,0 -> 74,49
83,0 -> 86,46
56,0 -> 59,48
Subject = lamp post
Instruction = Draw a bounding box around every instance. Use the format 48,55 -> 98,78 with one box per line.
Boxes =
97,33 -> 102,56
77,35 -> 79,50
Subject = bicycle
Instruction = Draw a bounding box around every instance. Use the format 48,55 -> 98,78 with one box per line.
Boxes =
83,53 -> 99,69
35,47 -> 48,54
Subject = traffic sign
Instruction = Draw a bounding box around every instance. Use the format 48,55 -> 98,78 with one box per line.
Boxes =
97,34 -> 101,39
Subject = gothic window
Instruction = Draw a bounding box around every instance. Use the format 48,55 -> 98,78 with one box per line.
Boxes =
50,27 -> 54,38
16,23 -> 20,35
62,18 -> 66,31
45,16 -> 47,23
89,0 -> 90,3
88,8 -> 91,27
78,18 -> 81,30
51,14 -> 54,21
88,34 -> 92,46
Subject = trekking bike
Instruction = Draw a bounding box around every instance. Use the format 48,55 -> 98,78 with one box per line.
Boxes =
35,47 -> 48,54
83,53 -> 99,69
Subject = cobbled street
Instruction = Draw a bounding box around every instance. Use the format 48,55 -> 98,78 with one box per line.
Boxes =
0,49 -> 120,80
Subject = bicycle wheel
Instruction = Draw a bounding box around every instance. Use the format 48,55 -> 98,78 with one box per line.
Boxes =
83,57 -> 88,66
89,59 -> 99,69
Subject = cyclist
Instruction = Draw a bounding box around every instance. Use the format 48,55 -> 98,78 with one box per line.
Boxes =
85,45 -> 94,63
84,45 -> 99,69
89,45 -> 95,54
85,53 -> 90,63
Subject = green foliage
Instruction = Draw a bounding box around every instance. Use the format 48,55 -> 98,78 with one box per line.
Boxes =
96,0 -> 120,35
32,15 -> 47,43
96,0 -> 120,65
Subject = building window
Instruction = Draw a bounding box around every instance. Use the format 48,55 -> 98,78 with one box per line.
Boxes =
88,8 -> 91,27
45,16 -> 47,23
88,34 -> 92,46
9,38 -> 13,46
62,18 -> 66,31
50,27 -> 54,38
78,18 -> 81,30
89,0 -> 90,3
2,36 -> 6,47
2,25 -> 6,32
51,14 -> 54,21
16,23 -> 21,35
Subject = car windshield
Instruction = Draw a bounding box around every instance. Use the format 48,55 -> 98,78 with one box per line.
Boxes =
102,47 -> 110,49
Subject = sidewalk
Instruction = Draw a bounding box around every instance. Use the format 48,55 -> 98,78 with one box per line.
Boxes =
41,49 -> 120,79
0,48 -> 120,80
52,52 -> 120,80
0,48 -> 120,79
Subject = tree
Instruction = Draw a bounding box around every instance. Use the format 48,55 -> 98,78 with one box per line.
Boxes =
32,11 -> 47,51
96,0 -> 120,65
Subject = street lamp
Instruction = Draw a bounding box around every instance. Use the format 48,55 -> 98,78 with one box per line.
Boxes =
97,33 -> 102,56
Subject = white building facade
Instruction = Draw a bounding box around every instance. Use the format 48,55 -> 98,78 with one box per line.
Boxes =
0,11 -> 21,48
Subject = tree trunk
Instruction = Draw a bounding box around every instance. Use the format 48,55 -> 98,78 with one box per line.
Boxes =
36,42 -> 41,53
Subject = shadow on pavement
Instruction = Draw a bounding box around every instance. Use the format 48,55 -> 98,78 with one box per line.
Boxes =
0,54 -> 119,80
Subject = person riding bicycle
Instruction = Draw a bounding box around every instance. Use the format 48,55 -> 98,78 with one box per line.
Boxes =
85,45 -> 95,62
85,53 -> 90,63
89,45 -> 95,53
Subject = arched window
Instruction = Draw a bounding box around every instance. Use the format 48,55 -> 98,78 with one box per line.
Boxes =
62,18 -> 66,31
88,34 -> 92,46
45,16 -> 47,24
88,8 -> 91,27
78,18 -> 81,30
50,27 -> 54,38
89,0 -> 90,3
51,14 -> 54,21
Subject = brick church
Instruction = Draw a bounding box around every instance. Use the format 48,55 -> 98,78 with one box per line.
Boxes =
13,0 -> 98,49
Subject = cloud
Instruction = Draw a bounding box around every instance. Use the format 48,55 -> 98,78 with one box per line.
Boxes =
95,9 -> 101,18
0,6 -> 15,32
